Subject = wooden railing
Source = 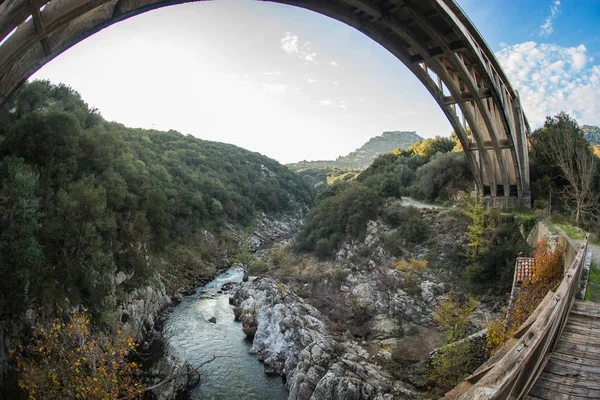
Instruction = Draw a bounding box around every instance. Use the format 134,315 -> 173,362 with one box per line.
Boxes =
445,235 -> 589,399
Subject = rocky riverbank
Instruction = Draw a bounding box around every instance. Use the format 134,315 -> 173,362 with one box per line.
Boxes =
232,277 -> 421,399
134,210 -> 307,399
226,205 -> 507,399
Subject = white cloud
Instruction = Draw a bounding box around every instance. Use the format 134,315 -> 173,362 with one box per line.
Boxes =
260,83 -> 287,97
261,70 -> 282,76
307,77 -> 316,83
307,98 -> 347,109
280,32 -> 318,64
281,32 -> 298,55
539,1 -> 561,37
304,53 -> 317,63
496,41 -> 600,127
329,61 -> 339,67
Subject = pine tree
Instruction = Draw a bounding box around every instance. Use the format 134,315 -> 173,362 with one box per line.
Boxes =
462,195 -> 490,280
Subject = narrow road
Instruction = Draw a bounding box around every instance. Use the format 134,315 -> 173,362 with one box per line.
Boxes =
400,197 -> 450,210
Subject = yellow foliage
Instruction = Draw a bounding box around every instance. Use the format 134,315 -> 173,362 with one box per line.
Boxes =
425,289 -> 477,396
277,282 -> 285,294
394,258 -> 427,293
593,145 -> 600,158
486,240 -> 564,354
394,258 -> 427,272
268,245 -> 290,268
13,311 -> 142,399
434,289 -> 478,342
407,136 -> 454,159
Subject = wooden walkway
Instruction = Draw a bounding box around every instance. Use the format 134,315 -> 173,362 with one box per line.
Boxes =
527,300 -> 600,400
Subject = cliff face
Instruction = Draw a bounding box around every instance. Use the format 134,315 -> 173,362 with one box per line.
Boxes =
287,131 -> 423,171
336,131 -> 423,169
582,125 -> 600,146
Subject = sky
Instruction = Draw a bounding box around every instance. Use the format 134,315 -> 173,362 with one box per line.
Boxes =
26,0 -> 600,164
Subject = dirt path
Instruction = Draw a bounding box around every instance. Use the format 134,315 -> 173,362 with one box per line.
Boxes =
400,197 -> 450,210
556,228 -> 599,301
587,243 -> 600,267
559,230 -> 599,267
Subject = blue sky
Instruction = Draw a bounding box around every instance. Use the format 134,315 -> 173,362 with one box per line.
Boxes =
30,0 -> 600,163
461,0 -> 600,56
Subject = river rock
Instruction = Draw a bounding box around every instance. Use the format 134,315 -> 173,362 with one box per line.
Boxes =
208,316 -> 217,323
119,281 -> 172,340
148,355 -> 191,400
172,290 -> 183,303
187,370 -> 201,389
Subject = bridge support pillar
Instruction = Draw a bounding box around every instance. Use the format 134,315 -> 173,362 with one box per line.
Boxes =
482,195 -> 531,209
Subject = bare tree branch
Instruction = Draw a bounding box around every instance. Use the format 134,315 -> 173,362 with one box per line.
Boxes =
536,113 -> 598,225
118,354 -> 224,400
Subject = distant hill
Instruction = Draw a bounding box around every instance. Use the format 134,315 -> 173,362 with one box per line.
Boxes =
288,131 -> 423,171
582,125 -> 600,146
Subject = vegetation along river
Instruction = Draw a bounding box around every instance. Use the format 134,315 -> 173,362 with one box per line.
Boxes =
162,268 -> 287,399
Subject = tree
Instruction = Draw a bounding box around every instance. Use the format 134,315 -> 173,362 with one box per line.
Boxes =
12,311 -> 142,399
410,152 -> 472,202
0,157 -> 44,314
295,183 -> 381,256
531,113 -> 598,225
462,194 -> 490,281
427,289 -> 478,396
434,289 -> 478,342
407,136 -> 455,159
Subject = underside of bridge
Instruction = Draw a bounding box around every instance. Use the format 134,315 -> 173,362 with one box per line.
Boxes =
0,0 -> 531,206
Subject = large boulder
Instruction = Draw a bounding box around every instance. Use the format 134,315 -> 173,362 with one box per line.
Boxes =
147,355 -> 194,400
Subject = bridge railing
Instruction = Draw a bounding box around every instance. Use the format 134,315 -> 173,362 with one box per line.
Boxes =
444,234 -> 589,399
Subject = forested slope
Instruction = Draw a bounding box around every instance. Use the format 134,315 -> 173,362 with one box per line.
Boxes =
296,137 -> 473,256
0,81 -> 312,318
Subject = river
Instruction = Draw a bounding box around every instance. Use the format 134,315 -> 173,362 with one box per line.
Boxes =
161,267 -> 288,400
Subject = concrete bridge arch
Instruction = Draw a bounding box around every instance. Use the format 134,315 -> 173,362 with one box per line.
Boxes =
0,0 -> 531,205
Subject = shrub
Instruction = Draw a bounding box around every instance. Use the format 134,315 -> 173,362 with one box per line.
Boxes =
395,258 -> 427,293
410,152 -> 472,202
426,289 -> 478,396
434,289 -> 477,342
427,340 -> 473,396
296,183 -> 381,257
401,210 -> 429,244
11,311 -> 142,399
384,231 -> 406,257
382,207 -> 428,255
486,239 -> 564,353
330,268 -> 350,286
268,245 -> 290,268
249,259 -> 268,274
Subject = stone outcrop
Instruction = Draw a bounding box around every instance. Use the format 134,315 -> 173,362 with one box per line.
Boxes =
146,355 -> 199,400
232,278 -> 420,400
118,280 -> 172,341
227,210 -> 306,251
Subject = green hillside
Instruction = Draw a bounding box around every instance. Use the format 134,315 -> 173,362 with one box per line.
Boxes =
0,81 -> 313,317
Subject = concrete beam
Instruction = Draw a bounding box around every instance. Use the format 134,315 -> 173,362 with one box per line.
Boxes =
443,88 -> 492,105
